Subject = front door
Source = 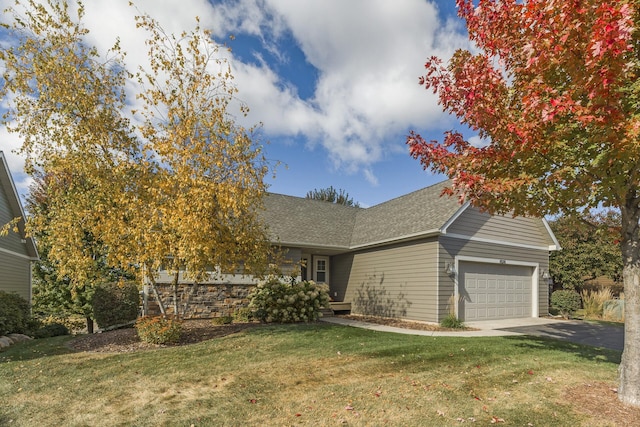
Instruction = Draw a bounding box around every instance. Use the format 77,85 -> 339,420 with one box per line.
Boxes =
314,256 -> 329,284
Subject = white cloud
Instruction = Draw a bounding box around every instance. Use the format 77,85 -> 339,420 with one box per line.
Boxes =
0,0 -> 469,195
468,135 -> 491,148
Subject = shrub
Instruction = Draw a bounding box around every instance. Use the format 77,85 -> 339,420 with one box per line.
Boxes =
551,290 -> 582,319
0,291 -> 31,335
249,277 -> 330,323
135,316 -> 182,344
38,315 -> 86,333
33,322 -> 70,339
581,287 -> 614,319
233,307 -> 253,323
440,313 -> 465,329
211,315 -> 233,325
92,281 -> 139,329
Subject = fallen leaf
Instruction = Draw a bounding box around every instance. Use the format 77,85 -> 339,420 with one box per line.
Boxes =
295,413 -> 301,417
527,370 -> 534,375
491,416 -> 505,423
248,399 -> 257,404
345,405 -> 354,411
437,410 -> 445,417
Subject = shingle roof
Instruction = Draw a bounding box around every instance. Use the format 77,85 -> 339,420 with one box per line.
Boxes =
349,180 -> 462,247
262,180 -> 463,251
262,193 -> 360,249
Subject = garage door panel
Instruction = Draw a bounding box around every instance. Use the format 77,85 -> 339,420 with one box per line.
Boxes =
460,262 -> 533,321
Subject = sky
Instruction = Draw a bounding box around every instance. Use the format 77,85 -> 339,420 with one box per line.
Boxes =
0,0 -> 475,208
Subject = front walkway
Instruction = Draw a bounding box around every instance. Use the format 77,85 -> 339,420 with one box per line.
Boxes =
321,316 -> 566,337
320,316 -> 624,351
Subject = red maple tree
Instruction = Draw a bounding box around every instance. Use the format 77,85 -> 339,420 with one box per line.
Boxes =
408,0 -> 640,407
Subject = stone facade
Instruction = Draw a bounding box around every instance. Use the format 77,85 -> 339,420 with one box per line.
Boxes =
146,283 -> 256,319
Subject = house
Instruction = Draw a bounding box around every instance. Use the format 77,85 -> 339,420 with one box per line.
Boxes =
262,180 -> 559,323
0,152 -> 38,302
153,180 -> 559,323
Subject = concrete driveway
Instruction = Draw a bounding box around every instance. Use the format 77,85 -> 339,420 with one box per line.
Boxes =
479,318 -> 625,351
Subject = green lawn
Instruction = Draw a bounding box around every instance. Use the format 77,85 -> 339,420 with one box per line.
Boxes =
0,323 -> 622,426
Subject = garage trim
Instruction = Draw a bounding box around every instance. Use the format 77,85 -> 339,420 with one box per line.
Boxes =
453,256 -> 541,319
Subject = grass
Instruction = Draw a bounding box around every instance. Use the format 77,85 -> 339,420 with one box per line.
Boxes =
0,323 -> 622,426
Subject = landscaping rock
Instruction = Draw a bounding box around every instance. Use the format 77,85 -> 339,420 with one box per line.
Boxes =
8,334 -> 32,343
0,336 -> 12,348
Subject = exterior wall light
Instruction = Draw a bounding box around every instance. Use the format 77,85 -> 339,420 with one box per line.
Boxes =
445,262 -> 455,275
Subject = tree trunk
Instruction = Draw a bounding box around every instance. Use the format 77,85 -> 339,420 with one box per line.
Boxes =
86,317 -> 94,334
618,198 -> 640,407
172,272 -> 180,318
146,272 -> 166,316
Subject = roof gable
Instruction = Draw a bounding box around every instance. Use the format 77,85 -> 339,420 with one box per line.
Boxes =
0,152 -> 38,260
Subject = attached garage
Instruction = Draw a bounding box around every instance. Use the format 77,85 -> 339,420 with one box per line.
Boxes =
458,261 -> 535,321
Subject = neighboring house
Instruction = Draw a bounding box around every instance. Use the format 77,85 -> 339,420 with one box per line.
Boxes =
154,180 -> 560,323
0,152 -> 38,302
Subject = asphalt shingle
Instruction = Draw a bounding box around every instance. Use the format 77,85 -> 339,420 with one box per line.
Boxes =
262,180 -> 463,250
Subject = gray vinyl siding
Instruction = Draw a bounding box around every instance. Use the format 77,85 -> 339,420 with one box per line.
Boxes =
439,237 -> 550,317
331,237 -> 440,323
0,251 -> 31,301
446,208 -> 553,249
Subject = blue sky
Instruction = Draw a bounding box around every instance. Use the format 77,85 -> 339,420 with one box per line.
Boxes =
1,0 -> 474,207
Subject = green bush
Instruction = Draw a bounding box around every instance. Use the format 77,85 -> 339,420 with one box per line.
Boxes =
249,277 -> 330,323
211,315 -> 233,325
33,322 -> 70,339
440,313 -> 465,329
135,316 -> 182,344
233,307 -> 253,323
551,290 -> 582,319
92,281 -> 139,329
0,291 -> 31,335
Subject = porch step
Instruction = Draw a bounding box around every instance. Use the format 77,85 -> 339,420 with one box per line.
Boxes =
320,307 -> 335,317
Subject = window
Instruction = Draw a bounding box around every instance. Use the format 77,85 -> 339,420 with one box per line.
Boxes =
314,256 -> 329,283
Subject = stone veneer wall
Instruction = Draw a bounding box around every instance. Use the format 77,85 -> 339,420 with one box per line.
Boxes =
147,283 -> 256,319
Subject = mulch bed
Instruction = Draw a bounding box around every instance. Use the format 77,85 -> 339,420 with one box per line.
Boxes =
68,320 -> 264,353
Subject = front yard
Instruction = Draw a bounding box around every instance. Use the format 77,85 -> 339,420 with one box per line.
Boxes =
0,322 -> 632,426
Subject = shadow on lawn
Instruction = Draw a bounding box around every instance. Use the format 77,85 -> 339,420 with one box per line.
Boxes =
0,336 -> 75,363
503,335 -> 621,364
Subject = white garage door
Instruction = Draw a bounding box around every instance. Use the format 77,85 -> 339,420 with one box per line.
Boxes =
459,262 -> 533,321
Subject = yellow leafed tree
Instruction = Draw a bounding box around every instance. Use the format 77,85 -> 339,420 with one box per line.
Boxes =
0,0 -> 272,318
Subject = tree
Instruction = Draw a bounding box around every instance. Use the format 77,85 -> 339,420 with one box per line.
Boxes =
27,172 -> 133,333
407,0 -> 640,406
0,0 -> 272,318
306,186 -> 360,207
549,212 -> 622,290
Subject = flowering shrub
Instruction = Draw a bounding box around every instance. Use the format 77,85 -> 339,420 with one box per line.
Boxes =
135,316 -> 182,344
249,277 -> 330,323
